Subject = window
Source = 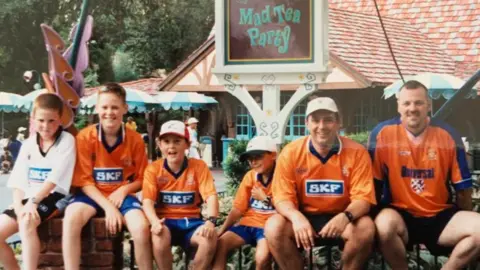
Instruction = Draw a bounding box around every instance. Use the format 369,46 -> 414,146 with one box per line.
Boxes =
282,93 -> 307,140
353,96 -> 381,133
235,104 -> 255,140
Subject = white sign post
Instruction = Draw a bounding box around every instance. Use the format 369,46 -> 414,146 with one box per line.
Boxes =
214,0 -> 331,144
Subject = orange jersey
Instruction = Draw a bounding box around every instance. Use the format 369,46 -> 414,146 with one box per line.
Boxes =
272,136 -> 376,215
142,158 -> 217,219
369,117 -> 472,217
233,169 -> 276,228
72,124 -> 148,196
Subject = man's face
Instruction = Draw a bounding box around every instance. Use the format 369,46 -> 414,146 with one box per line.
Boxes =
306,110 -> 339,147
397,87 -> 430,130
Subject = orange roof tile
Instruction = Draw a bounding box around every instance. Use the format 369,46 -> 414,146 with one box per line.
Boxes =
329,8 -> 455,84
329,0 -> 480,81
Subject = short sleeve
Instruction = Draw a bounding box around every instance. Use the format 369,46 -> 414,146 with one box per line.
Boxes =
271,146 -> 298,208
233,173 -> 253,214
349,149 -> 376,205
142,163 -> 159,201
72,132 -> 95,187
197,161 -> 217,200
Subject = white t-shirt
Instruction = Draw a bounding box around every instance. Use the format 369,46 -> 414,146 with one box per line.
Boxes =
7,131 -> 76,198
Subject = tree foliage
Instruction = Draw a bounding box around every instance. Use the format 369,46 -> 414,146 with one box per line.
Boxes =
0,0 -> 214,94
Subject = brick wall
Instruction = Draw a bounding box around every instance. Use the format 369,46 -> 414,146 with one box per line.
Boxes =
37,217 -> 124,270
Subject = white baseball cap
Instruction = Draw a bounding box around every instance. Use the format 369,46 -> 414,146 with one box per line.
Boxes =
159,120 -> 190,141
239,136 -> 277,162
17,127 -> 27,132
305,97 -> 339,117
187,117 -> 199,125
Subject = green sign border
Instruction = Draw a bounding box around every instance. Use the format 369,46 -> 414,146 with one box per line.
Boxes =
224,0 -> 315,66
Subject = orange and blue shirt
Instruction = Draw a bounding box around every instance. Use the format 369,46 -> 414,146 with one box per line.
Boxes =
368,117 -> 472,217
233,168 -> 276,228
272,136 -> 376,215
72,124 -> 148,196
142,158 -> 217,219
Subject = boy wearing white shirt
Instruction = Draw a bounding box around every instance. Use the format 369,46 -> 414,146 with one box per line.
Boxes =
0,93 -> 76,270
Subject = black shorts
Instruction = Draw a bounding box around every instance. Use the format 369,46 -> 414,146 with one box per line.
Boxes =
392,206 -> 458,256
305,214 -> 344,248
2,192 -> 65,222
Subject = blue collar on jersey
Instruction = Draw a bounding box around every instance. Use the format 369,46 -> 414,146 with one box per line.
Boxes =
256,162 -> 276,188
97,124 -> 124,153
36,127 -> 63,157
164,157 -> 189,179
309,137 -> 341,164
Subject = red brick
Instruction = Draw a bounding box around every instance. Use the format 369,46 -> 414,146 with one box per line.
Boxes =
38,223 -> 50,240
40,241 -> 48,254
38,253 -> 64,267
47,238 -> 62,252
49,218 -> 63,237
81,253 -> 114,267
93,218 -> 123,238
95,240 -> 113,251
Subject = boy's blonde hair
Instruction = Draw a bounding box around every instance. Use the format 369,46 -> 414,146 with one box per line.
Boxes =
33,93 -> 64,116
98,82 -> 127,104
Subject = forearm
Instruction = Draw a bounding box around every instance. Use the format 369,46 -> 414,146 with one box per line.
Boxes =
219,208 -> 242,232
33,182 -> 57,201
456,189 -> 473,210
121,181 -> 142,194
206,195 -> 219,217
142,199 -> 160,224
81,185 -> 114,210
276,201 -> 304,222
13,189 -> 25,207
344,199 -> 371,220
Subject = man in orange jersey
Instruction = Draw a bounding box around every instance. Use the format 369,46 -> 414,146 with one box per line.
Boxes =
142,120 -> 218,270
62,83 -> 153,270
370,80 -> 480,269
265,97 -> 376,270
213,136 -> 277,270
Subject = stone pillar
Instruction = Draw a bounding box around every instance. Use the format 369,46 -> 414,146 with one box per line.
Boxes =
37,217 -> 124,270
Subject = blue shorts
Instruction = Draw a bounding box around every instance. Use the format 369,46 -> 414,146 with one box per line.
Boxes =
164,218 -> 204,248
229,225 -> 265,246
69,193 -> 142,216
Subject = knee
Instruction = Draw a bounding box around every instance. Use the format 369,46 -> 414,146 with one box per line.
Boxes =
374,211 -> 398,239
63,206 -> 85,232
130,222 -> 151,243
216,237 -> 231,254
355,217 -> 376,244
197,235 -> 218,251
255,249 -> 270,266
264,214 -> 287,242
152,230 -> 171,252
18,217 -> 39,235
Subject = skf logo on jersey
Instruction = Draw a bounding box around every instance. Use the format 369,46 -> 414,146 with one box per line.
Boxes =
160,191 -> 195,205
93,168 -> 123,183
250,198 -> 275,213
305,180 -> 344,197
28,167 -> 52,183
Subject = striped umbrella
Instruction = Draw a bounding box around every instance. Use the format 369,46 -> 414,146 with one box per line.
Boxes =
383,73 -> 477,100
154,92 -> 218,110
79,87 -> 158,114
0,91 -> 26,136
17,89 -> 49,111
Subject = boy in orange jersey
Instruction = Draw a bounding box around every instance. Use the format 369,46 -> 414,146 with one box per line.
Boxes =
142,120 -> 219,270
371,80 -> 480,269
213,136 -> 277,270
0,93 -> 76,270
265,97 -> 376,270
62,83 -> 153,270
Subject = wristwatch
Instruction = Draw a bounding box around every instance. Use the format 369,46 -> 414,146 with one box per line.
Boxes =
262,196 -> 272,206
343,211 -> 354,222
206,216 -> 217,226
30,197 -> 39,205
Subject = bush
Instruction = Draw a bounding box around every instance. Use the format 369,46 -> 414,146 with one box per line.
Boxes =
222,140 -> 249,195
345,131 -> 370,146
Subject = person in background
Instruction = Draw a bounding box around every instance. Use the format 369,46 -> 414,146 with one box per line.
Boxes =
186,117 -> 200,159
126,116 -> 138,131
16,127 -> 27,142
0,147 -> 13,174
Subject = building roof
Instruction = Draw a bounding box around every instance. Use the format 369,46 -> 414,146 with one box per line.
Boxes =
329,0 -> 480,81
84,77 -> 164,96
329,8 -> 455,85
